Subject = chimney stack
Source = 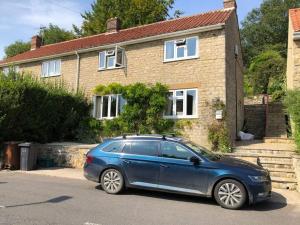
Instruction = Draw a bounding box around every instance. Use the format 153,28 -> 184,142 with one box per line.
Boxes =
31,35 -> 42,50
106,17 -> 121,33
224,0 -> 237,9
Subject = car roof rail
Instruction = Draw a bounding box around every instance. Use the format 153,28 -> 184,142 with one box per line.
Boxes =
122,133 -> 140,139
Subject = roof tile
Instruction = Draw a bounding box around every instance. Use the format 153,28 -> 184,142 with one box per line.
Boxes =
290,8 -> 300,32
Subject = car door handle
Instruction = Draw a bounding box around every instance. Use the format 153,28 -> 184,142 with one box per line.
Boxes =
160,164 -> 169,168
123,159 -> 131,164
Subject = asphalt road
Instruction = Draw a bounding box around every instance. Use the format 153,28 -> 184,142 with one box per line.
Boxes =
1,172 -> 300,225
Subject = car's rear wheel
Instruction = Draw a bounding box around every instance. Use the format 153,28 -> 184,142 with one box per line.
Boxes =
214,179 -> 247,210
101,169 -> 124,194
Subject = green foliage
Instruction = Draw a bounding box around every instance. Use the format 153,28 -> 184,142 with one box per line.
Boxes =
4,41 -> 31,58
94,82 -> 175,136
0,71 -> 96,143
247,50 -> 286,99
40,24 -> 76,45
241,0 -> 300,66
75,0 -> 182,36
284,90 -> 300,153
75,118 -> 102,143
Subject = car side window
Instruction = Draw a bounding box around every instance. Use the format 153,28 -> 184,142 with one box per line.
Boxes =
122,141 -> 159,156
102,141 -> 124,152
161,141 -> 193,160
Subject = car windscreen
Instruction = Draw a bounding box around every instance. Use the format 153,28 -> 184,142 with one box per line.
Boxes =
184,141 -> 222,161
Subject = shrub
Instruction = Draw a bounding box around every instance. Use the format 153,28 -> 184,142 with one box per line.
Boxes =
284,90 -> 300,153
0,71 -> 96,143
94,83 -> 175,136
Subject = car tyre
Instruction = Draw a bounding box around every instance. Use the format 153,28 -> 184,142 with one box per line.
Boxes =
101,169 -> 124,194
214,179 -> 247,210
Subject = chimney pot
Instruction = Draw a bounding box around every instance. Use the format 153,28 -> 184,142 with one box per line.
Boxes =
106,17 -> 121,33
224,0 -> 237,9
31,35 -> 42,50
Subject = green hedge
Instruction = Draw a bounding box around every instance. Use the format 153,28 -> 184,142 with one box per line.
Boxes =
0,71 -> 100,143
284,90 -> 300,153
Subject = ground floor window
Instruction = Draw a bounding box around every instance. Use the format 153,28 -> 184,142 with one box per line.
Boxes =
164,88 -> 198,119
93,94 -> 126,119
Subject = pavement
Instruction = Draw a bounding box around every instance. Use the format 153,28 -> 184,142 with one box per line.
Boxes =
0,169 -> 300,225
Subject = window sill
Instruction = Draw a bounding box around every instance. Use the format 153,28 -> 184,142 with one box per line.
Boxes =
163,56 -> 199,63
96,117 -> 118,120
98,66 -> 125,72
41,74 -> 61,78
163,115 -> 198,119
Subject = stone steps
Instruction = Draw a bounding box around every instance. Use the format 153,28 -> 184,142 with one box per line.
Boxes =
271,177 -> 298,190
234,149 -> 295,156
264,137 -> 295,144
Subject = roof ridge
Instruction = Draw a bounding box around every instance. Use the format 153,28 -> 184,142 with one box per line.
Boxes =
36,8 -> 232,49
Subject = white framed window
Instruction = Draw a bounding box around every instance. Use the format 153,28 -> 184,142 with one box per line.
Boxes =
2,66 -> 19,76
99,46 -> 125,70
164,88 -> 198,119
93,94 -> 126,119
164,36 -> 199,62
41,59 -> 61,77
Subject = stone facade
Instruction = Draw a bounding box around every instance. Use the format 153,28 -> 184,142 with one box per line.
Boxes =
4,11 -> 243,147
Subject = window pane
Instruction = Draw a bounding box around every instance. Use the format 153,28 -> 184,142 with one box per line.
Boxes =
110,95 -> 117,117
99,52 -> 106,68
102,141 -> 123,152
14,66 -> 20,73
116,49 -> 123,67
177,46 -> 185,58
176,99 -> 183,116
165,41 -> 174,59
129,141 -> 159,156
3,67 -> 9,76
102,96 -> 109,118
176,90 -> 184,97
107,56 -> 115,68
42,62 -> 48,76
95,96 -> 102,119
123,143 -> 131,153
165,92 -> 173,116
55,60 -> 61,74
186,90 -> 196,116
187,37 -> 197,57
49,61 -> 55,75
161,142 -> 193,160
118,95 -> 126,115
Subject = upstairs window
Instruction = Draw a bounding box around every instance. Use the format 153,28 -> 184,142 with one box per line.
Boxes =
164,88 -> 198,119
164,36 -> 198,62
93,94 -> 126,119
99,46 -> 125,70
41,59 -> 61,77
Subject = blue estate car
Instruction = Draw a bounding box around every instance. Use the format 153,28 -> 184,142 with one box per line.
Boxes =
84,135 -> 271,210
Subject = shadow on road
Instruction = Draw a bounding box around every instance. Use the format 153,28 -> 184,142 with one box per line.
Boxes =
3,195 -> 72,208
95,185 -> 287,211
0,182 -> 7,184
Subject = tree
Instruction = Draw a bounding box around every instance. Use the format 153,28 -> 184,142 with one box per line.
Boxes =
247,50 -> 286,99
4,41 -> 31,58
241,0 -> 300,66
75,0 -> 181,36
40,24 -> 76,45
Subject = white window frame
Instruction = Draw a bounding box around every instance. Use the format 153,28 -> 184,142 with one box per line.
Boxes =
2,66 -> 20,76
164,88 -> 198,119
93,94 -> 125,120
41,59 -> 61,78
164,36 -> 199,62
99,46 -> 125,70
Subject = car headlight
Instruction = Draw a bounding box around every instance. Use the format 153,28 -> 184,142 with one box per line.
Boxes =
248,175 -> 269,182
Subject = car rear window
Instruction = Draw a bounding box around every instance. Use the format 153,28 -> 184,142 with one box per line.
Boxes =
102,141 -> 124,152
123,141 -> 159,156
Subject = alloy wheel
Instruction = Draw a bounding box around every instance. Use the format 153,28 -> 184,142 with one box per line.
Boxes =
218,182 -> 243,207
102,169 -> 123,194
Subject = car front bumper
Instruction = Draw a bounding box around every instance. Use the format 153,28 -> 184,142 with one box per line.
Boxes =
248,180 -> 272,204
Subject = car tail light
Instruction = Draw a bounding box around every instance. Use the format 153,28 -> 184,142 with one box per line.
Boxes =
86,155 -> 94,164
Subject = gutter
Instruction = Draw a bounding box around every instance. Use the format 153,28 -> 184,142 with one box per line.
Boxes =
293,32 -> 300,40
0,23 -> 225,67
75,51 -> 80,93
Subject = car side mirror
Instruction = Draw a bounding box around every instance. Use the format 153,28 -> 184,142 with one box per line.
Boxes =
190,156 -> 200,165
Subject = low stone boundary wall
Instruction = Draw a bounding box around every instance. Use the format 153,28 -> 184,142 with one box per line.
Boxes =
32,143 -> 98,169
293,155 -> 300,192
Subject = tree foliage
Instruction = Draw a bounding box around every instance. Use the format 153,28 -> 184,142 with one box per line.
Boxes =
247,50 -> 286,99
40,24 -> 76,45
241,0 -> 300,66
75,0 -> 181,36
4,41 -> 31,58
94,83 -> 175,136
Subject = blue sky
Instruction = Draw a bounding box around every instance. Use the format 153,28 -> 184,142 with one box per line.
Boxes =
0,0 -> 262,59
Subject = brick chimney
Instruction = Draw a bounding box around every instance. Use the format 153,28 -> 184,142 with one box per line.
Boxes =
106,17 -> 121,33
31,35 -> 42,50
224,0 -> 237,9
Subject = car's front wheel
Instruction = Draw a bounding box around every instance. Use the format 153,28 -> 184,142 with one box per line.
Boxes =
101,169 -> 124,194
214,179 -> 247,210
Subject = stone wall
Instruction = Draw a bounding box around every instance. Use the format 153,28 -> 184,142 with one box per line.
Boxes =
293,155 -> 300,192
32,143 -> 98,169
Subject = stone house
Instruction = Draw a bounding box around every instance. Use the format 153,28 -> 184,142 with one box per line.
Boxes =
287,8 -> 300,90
0,0 -> 244,147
